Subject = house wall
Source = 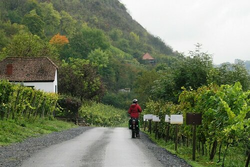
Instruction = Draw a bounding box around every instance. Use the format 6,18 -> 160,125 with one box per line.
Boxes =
54,70 -> 58,93
15,82 -> 55,93
13,70 -> 58,93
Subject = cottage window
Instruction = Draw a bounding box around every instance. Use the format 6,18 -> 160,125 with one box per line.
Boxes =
6,64 -> 13,75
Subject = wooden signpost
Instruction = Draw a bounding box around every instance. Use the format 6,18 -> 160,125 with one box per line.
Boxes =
186,113 -> 202,161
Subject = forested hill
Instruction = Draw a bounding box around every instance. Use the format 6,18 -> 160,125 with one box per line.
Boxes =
45,0 -> 175,56
0,0 -> 176,60
0,0 -> 182,109
1,0 -> 249,110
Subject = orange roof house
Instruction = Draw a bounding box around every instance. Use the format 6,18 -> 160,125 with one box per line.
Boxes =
142,53 -> 155,64
0,57 -> 58,93
142,53 -> 154,60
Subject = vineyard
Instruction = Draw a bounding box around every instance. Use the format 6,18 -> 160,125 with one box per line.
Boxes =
0,80 -> 58,121
142,82 -> 250,167
1,79 -> 249,166
0,79 -> 128,127
79,102 -> 128,127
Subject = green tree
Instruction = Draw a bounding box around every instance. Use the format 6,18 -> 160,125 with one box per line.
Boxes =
0,20 -> 27,38
150,44 -> 213,103
1,0 -> 26,11
109,28 -> 123,41
151,68 -> 177,102
60,10 -> 76,36
23,0 -> 40,13
0,32 -> 58,59
39,2 -> 61,36
134,70 -> 160,106
8,10 -> 22,24
70,26 -> 110,59
22,10 -> 45,38
174,44 -> 213,90
129,31 -> 140,43
207,62 -> 250,91
0,29 -> 8,50
58,58 -> 105,101
87,48 -> 109,69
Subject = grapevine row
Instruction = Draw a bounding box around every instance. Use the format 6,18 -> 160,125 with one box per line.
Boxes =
142,82 -> 249,166
0,80 -> 58,121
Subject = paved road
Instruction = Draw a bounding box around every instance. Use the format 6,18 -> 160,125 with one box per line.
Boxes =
21,127 -> 164,167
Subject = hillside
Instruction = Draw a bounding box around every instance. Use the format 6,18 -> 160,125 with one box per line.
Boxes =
0,0 -> 177,61
1,0 -> 249,110
43,0 -> 175,56
0,0 -> 184,108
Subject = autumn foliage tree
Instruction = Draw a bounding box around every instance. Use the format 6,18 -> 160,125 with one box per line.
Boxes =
49,33 -> 69,47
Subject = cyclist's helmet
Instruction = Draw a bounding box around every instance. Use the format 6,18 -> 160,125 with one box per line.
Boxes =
133,99 -> 138,103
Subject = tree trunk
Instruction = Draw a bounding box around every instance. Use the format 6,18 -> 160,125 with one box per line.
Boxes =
12,89 -> 21,119
41,99 -> 45,119
222,143 -> 229,167
246,151 -> 250,167
165,124 -> 170,142
218,143 -> 222,163
202,142 -> 205,156
209,140 -> 217,161
198,141 -> 200,153
31,95 -> 37,118
144,121 -> 147,131
26,94 -> 32,119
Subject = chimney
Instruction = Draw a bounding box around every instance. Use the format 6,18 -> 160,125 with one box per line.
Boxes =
6,64 -> 13,75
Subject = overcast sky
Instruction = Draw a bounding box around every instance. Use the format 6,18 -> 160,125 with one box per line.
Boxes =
119,0 -> 250,65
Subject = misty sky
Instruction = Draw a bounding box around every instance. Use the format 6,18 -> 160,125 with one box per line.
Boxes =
119,0 -> 250,64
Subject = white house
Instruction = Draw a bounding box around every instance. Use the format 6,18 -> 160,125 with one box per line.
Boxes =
0,57 -> 58,93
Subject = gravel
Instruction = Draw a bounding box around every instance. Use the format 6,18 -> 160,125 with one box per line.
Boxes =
0,127 -> 191,167
140,132 -> 191,167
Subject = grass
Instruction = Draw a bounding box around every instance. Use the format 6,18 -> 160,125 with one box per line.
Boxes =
143,131 -> 247,167
0,118 -> 77,146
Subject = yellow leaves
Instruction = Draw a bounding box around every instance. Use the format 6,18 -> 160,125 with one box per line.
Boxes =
220,99 -> 236,120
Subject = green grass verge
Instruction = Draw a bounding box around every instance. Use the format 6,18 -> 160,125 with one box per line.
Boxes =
0,118 -> 77,146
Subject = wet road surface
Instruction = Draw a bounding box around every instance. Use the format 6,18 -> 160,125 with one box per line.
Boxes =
21,127 -> 164,167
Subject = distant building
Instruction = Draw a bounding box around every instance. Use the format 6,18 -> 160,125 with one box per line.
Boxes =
0,57 -> 58,93
142,53 -> 155,65
118,88 -> 131,93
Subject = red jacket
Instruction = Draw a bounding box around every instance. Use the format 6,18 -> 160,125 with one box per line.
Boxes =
128,103 -> 142,118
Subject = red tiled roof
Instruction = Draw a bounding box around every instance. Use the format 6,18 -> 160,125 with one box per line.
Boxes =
0,57 -> 58,82
142,53 -> 154,60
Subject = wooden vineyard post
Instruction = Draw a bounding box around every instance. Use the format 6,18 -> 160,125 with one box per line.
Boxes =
193,125 -> 196,161
149,120 -> 152,134
153,115 -> 160,139
144,114 -> 153,134
170,115 -> 183,152
165,115 -> 170,142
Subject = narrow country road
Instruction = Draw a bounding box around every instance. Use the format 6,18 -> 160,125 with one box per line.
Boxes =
21,127 -> 164,167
